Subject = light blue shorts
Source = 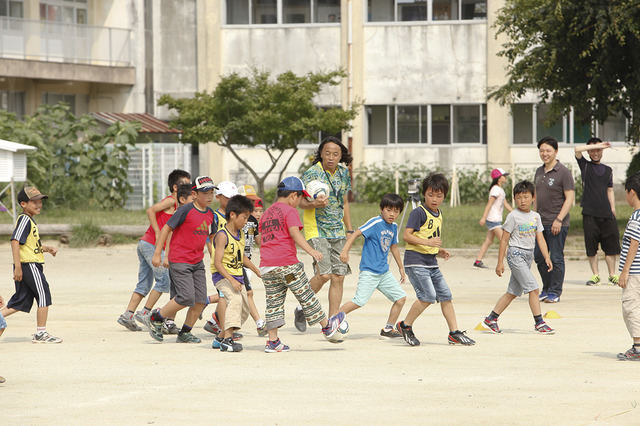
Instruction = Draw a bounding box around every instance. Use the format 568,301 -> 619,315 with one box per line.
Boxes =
134,240 -> 170,295
351,270 -> 407,307
486,220 -> 502,231
0,310 -> 6,330
406,266 -> 452,304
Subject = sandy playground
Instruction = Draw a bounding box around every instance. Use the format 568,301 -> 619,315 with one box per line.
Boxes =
0,242 -> 639,425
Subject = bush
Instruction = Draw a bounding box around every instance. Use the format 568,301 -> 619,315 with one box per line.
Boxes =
627,150 -> 640,179
352,163 -> 434,203
69,222 -> 103,248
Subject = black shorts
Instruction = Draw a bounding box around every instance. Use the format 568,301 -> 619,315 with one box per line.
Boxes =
242,268 -> 253,292
583,214 -> 621,257
7,262 -> 52,313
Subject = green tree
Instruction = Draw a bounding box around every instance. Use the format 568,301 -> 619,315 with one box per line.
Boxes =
489,1 -> 640,140
0,104 -> 139,208
158,69 -> 360,197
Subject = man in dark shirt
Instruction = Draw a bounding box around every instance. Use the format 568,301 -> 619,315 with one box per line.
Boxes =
575,138 -> 620,286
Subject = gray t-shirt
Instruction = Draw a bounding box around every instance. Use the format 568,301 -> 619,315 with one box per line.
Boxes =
534,160 -> 575,227
502,209 -> 544,250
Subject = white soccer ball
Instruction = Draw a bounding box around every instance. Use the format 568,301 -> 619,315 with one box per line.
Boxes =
326,319 -> 349,343
305,180 -> 330,201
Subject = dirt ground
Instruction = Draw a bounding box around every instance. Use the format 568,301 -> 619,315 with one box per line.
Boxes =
0,242 -> 639,425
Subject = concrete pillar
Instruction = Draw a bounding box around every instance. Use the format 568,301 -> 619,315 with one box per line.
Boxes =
344,0 -> 365,170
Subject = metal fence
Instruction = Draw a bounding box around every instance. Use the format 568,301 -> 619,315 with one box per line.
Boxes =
0,17 -> 131,66
126,143 -> 192,210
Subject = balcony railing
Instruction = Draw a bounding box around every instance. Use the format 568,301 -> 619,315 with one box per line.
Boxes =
0,17 -> 132,67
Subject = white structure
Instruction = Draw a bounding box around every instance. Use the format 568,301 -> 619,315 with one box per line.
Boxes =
0,139 -> 36,221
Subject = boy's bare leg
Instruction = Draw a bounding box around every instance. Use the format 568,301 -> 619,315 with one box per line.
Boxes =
246,290 -> 261,322
184,303 -> 204,328
36,306 -> 48,328
125,292 -> 144,312
440,300 -> 458,331
267,328 -> 278,341
0,328 -> 5,337
0,307 -> 18,317
309,273 -> 331,293
492,293 -> 517,316
587,255 -> 599,276
403,300 -> 431,326
158,299 -> 185,320
528,289 -> 541,316
327,275 -> 345,317
215,297 -> 227,328
387,297 -> 406,325
142,289 -> 163,310
339,301 -> 360,315
605,255 -> 618,277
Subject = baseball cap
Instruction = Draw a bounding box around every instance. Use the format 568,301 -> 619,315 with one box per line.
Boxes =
238,184 -> 259,200
191,176 -> 217,192
278,176 -> 310,197
216,181 -> 239,198
490,168 -> 509,179
17,187 -> 48,203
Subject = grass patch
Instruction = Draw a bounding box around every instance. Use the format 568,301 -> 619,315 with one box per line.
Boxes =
110,233 -> 140,245
69,222 -> 103,248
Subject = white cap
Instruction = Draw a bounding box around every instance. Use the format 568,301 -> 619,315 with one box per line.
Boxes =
216,181 -> 238,198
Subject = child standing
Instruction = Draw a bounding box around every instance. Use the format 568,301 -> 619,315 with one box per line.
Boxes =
118,169 -> 191,333
396,173 -> 475,347
1,187 -> 61,343
474,168 -> 513,269
259,177 -> 346,352
482,181 -> 555,335
238,184 -> 267,336
142,176 -> 217,343
616,172 -> 640,360
211,195 -> 261,352
338,193 -> 407,339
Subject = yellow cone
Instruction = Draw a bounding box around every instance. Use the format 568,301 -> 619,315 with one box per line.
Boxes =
544,311 -> 561,319
474,322 -> 487,331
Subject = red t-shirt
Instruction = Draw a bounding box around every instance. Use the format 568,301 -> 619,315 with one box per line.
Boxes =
259,202 -> 303,267
140,196 -> 177,249
166,203 -> 215,264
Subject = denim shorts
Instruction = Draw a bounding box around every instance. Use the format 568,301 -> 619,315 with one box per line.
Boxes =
134,240 -> 170,295
0,310 -> 6,330
405,266 -> 452,303
486,220 -> 502,231
352,270 -> 407,307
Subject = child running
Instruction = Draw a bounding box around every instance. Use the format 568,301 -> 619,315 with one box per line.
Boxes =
338,193 -> 407,339
118,169 -> 191,333
474,168 -> 513,269
396,173 -> 475,347
259,177 -> 346,352
1,187 -> 61,343
616,172 -> 640,360
142,176 -> 217,343
482,181 -> 556,335
210,195 -> 261,352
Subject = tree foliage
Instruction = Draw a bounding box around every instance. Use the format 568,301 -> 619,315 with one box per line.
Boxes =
158,68 -> 360,197
0,104 -> 139,209
489,0 -> 640,141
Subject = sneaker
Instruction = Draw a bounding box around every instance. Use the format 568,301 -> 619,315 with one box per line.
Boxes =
265,338 -> 291,353
322,312 -> 346,339
220,337 -> 243,352
294,307 -> 307,332
232,332 -> 244,341
473,260 -> 488,269
380,328 -> 402,339
162,320 -> 180,335
212,337 -> 223,349
534,322 -> 556,334
539,291 -> 548,301
482,317 -> 503,334
203,320 -> 221,335
141,310 -> 164,342
609,275 -> 620,285
586,275 -> 601,286
448,330 -> 476,345
117,314 -> 141,332
176,332 -> 201,343
544,293 -> 560,303
257,323 -> 268,337
617,346 -> 640,361
0,376 -> 5,384
32,332 -> 62,343
134,310 -> 150,325
396,321 -> 420,346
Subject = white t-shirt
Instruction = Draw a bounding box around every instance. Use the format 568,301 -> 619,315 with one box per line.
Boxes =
486,185 -> 506,222
502,209 -> 544,250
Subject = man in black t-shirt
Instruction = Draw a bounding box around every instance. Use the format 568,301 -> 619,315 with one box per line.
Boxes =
575,138 -> 621,286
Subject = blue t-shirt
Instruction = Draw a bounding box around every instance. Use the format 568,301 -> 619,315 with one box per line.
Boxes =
359,216 -> 399,274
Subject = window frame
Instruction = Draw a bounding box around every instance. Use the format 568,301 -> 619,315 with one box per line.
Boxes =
224,0 -> 341,26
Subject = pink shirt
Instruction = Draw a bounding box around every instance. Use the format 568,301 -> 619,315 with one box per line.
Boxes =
259,202 -> 302,267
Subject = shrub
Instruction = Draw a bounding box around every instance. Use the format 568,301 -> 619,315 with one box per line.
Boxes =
69,222 -> 103,248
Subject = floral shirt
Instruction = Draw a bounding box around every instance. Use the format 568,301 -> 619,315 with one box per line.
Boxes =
302,162 -> 351,239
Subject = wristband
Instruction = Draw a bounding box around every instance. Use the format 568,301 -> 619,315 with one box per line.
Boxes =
347,230 -> 354,234
554,218 -> 562,223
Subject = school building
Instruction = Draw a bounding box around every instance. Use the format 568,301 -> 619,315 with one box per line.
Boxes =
0,0 -> 634,201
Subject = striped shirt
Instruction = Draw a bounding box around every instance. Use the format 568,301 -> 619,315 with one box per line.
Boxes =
619,209 -> 640,274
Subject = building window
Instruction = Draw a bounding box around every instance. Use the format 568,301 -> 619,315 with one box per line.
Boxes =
0,0 -> 24,18
597,112 -> 627,142
0,90 -> 25,116
40,1 -> 87,25
226,0 -> 340,25
41,93 -> 76,114
367,104 -> 485,145
367,0 -> 485,22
